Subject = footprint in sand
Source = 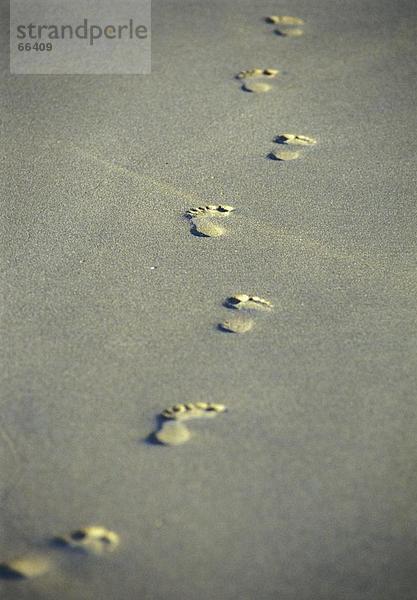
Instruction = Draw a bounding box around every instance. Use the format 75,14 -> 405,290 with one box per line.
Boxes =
54,526 -> 120,555
266,16 -> 304,25
268,149 -> 301,161
218,294 -> 273,334
218,315 -> 254,334
0,526 -> 120,582
186,205 -> 235,218
275,27 -> 304,37
185,204 -> 235,238
153,403 -> 227,446
236,68 -> 279,93
275,133 -> 317,146
269,133 -> 317,161
190,220 -> 225,237
161,402 -> 227,420
0,555 -> 51,580
154,420 -> 192,446
265,15 -> 305,38
224,294 -> 273,311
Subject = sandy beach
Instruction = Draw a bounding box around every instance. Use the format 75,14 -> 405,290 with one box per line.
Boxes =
1,0 -> 417,598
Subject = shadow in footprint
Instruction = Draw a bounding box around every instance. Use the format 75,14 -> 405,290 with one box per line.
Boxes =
0,565 -> 25,580
274,28 -> 304,37
217,319 -> 254,334
268,149 -> 300,161
217,324 -> 234,333
190,225 -> 210,237
144,415 -> 166,446
274,136 -> 288,145
147,418 -> 192,447
223,297 -> 240,309
241,82 -> 272,94
190,221 -> 225,238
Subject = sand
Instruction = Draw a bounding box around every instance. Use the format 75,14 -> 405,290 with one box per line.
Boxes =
218,316 -> 254,334
1,0 -> 417,598
154,420 -> 192,446
269,149 -> 301,161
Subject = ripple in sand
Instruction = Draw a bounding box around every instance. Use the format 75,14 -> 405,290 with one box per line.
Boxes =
55,526 -> 120,555
0,555 -> 50,579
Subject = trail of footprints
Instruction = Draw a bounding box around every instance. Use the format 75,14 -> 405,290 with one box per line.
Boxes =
236,14 -> 306,94
178,12 -> 313,440
2,10 -> 318,586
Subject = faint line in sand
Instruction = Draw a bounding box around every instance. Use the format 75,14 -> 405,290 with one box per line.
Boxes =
0,419 -> 27,502
64,140 -> 204,205
0,419 -> 24,464
259,223 -> 353,261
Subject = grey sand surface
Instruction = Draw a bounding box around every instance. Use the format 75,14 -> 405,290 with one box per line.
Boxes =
1,0 -> 417,599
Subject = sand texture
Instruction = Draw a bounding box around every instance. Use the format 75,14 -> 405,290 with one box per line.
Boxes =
1,0 -> 417,599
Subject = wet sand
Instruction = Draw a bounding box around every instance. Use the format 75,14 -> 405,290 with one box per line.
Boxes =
1,0 -> 417,598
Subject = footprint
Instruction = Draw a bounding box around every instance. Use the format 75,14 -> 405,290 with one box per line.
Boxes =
152,403 -> 227,447
269,133 -> 317,162
236,68 -> 279,79
265,15 -> 305,37
266,16 -> 304,25
242,81 -> 272,93
224,294 -> 273,311
219,295 -> 273,335
274,27 -> 304,37
191,220 -> 225,237
185,204 -> 235,238
186,205 -> 235,218
0,555 -> 50,580
236,68 -> 279,93
218,316 -> 254,334
154,420 -> 192,446
269,149 -> 301,161
275,133 -> 317,146
161,402 -> 227,420
54,526 -> 120,555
